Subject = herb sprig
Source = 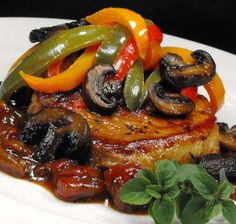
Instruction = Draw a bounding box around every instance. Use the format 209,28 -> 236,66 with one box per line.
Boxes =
119,160 -> 236,224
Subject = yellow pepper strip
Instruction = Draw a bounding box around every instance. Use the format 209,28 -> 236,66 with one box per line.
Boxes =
204,73 -> 225,112
8,44 -> 39,74
86,7 -> 148,59
156,46 -> 225,112
19,46 -> 96,93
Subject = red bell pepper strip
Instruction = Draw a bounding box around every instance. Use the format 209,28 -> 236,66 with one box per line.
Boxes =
113,37 -> 139,80
48,59 -> 64,77
147,24 -> 163,44
181,86 -> 198,102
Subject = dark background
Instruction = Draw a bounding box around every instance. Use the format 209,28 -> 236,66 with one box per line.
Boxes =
0,0 -> 235,54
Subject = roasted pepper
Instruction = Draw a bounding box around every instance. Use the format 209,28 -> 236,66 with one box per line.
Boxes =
96,24 -> 131,65
19,46 -> 97,93
113,37 -> 139,80
0,25 -> 112,101
86,7 -> 148,59
47,58 -> 64,77
143,24 -> 163,70
123,58 -> 144,111
181,86 -> 198,102
140,68 -> 162,104
157,47 -> 225,111
204,73 -> 225,112
8,44 -> 39,74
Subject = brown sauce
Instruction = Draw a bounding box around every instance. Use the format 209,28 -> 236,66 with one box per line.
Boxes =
0,99 -> 234,215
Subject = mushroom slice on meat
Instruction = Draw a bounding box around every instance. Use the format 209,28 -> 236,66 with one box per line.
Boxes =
160,50 -> 216,88
20,108 -> 91,163
218,122 -> 236,151
148,83 -> 195,116
82,64 -> 122,113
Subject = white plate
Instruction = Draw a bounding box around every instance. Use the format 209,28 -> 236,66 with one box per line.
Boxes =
0,18 -> 235,224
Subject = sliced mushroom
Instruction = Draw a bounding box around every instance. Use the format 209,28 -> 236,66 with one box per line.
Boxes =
29,19 -> 89,43
20,108 -> 91,163
148,83 -> 195,116
218,122 -> 236,151
82,64 -> 122,113
199,154 -> 236,180
160,50 -> 216,88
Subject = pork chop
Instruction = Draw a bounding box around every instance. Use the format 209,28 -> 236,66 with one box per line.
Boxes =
28,90 -> 219,170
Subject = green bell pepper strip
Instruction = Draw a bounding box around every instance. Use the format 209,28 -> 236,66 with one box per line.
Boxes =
0,25 -> 112,102
123,58 -> 144,111
140,68 -> 162,105
96,24 -> 131,65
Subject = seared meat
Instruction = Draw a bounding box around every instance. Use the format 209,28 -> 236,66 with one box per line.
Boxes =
0,101 -> 37,177
34,159 -> 104,201
28,91 -> 219,170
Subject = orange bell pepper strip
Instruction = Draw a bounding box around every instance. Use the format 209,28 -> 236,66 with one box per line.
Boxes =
156,46 -> 195,64
143,24 -> 163,70
204,73 -> 225,112
156,47 -> 225,112
85,7 -> 148,59
143,40 -> 161,71
19,46 -> 97,93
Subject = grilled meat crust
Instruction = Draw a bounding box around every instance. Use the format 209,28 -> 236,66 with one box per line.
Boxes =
28,91 -> 219,170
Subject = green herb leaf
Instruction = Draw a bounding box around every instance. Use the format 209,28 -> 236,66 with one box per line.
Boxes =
220,168 -> 229,184
156,160 -> 177,188
181,197 -> 209,224
119,177 -> 152,205
138,168 -> 157,184
219,182 -> 235,200
205,201 -> 222,220
222,199 -> 236,224
176,163 -> 206,183
152,198 -> 175,224
148,202 -> 159,224
164,185 -> 180,199
190,173 -> 218,200
175,190 -> 193,219
146,184 -> 162,199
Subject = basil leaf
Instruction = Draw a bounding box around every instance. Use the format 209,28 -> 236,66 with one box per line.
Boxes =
181,197 -> 209,224
156,160 -> 177,188
190,173 -> 218,200
146,184 -> 162,199
138,168 -> 157,184
176,163 -> 206,183
152,198 -> 175,224
219,182 -> 235,200
175,190 -> 193,219
220,168 -> 229,184
222,200 -> 236,224
119,177 -> 152,205
164,185 -> 180,199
